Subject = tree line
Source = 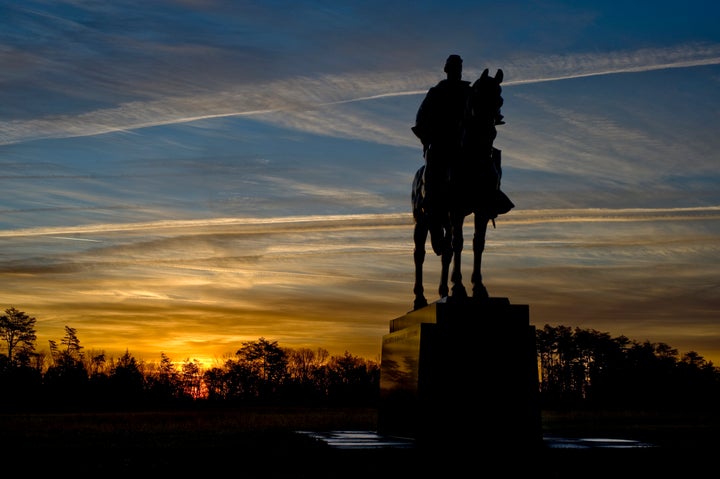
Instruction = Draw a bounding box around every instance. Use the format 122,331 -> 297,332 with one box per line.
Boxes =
537,324 -> 719,409
1,307 -> 718,411
0,307 -> 379,411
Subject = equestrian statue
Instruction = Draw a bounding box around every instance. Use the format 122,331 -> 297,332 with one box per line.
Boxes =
411,55 -> 513,310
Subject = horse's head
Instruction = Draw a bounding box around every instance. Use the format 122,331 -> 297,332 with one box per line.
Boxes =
461,68 -> 504,156
468,68 -> 504,126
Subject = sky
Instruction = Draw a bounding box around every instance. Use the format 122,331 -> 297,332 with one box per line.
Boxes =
1,0 -> 719,368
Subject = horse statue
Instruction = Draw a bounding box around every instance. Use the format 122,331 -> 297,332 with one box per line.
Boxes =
412,68 -> 513,310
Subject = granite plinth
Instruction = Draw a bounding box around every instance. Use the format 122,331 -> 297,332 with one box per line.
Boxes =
378,297 -> 542,450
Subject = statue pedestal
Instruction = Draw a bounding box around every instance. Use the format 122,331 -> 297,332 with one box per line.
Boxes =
378,297 -> 542,450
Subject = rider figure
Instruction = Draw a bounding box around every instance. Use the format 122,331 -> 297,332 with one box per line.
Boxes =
412,54 -> 471,254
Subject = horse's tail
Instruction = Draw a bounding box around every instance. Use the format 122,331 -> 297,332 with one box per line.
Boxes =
412,165 -> 425,223
491,147 -> 502,189
489,147 -> 514,227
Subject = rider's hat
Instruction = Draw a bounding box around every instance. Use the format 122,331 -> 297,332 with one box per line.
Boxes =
444,54 -> 463,73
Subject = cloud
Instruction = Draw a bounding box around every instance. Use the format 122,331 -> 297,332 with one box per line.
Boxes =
2,1 -> 718,367
1,206 -> 718,240
3,205 -> 718,364
2,42 -> 719,147
500,43 -> 720,85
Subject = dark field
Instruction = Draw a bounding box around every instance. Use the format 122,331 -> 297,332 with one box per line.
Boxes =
2,407 -> 717,477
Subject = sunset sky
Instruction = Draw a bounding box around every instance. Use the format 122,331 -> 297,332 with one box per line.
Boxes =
1,1 -> 719,368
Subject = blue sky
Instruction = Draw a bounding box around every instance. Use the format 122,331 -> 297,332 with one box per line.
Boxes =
1,0 -> 719,366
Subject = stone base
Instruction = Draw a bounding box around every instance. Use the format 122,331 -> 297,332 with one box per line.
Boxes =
378,297 -> 542,450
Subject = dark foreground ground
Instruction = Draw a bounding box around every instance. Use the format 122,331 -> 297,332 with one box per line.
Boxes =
2,407 -> 718,477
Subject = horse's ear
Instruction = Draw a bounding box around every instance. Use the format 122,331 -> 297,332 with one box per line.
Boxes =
496,69 -> 503,83
481,68 -> 489,79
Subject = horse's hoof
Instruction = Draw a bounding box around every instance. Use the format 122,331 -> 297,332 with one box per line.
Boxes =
451,285 -> 468,299
473,285 -> 489,300
413,297 -> 428,310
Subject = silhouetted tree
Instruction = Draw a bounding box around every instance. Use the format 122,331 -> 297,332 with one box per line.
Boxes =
44,327 -> 90,409
325,351 -> 380,405
145,352 -> 184,403
0,307 -> 37,364
286,347 -> 330,403
3,308 -> 719,412
181,358 -> 204,399
0,353 -> 42,410
237,338 -> 288,383
86,350 -> 107,377
235,337 -> 289,401
537,325 -> 580,404
536,324 -> 720,410
202,365 -> 231,401
674,351 -> 719,408
108,350 -> 145,408
61,326 -> 83,356
287,347 -> 329,383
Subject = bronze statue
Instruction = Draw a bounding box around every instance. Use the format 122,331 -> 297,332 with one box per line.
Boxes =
411,56 -> 513,310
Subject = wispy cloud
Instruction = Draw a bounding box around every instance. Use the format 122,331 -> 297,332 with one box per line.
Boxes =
2,43 -> 719,146
2,1 -> 718,367
1,206 -> 718,239
500,43 -> 720,85
3,205 -> 718,364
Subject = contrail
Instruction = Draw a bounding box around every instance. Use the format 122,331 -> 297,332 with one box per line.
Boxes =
2,206 -> 718,238
501,57 -> 720,86
49,236 -> 103,242
1,49 -> 718,145
182,55 -> 720,110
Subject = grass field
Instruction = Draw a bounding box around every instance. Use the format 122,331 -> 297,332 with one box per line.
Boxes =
2,407 -> 717,477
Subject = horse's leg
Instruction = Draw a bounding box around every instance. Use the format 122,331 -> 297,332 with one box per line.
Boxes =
413,221 -> 429,310
450,213 -> 468,298
471,214 -> 490,299
439,223 -> 452,299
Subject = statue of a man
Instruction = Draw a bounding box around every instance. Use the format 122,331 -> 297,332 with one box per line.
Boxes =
413,54 -> 471,157
412,54 -> 471,241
